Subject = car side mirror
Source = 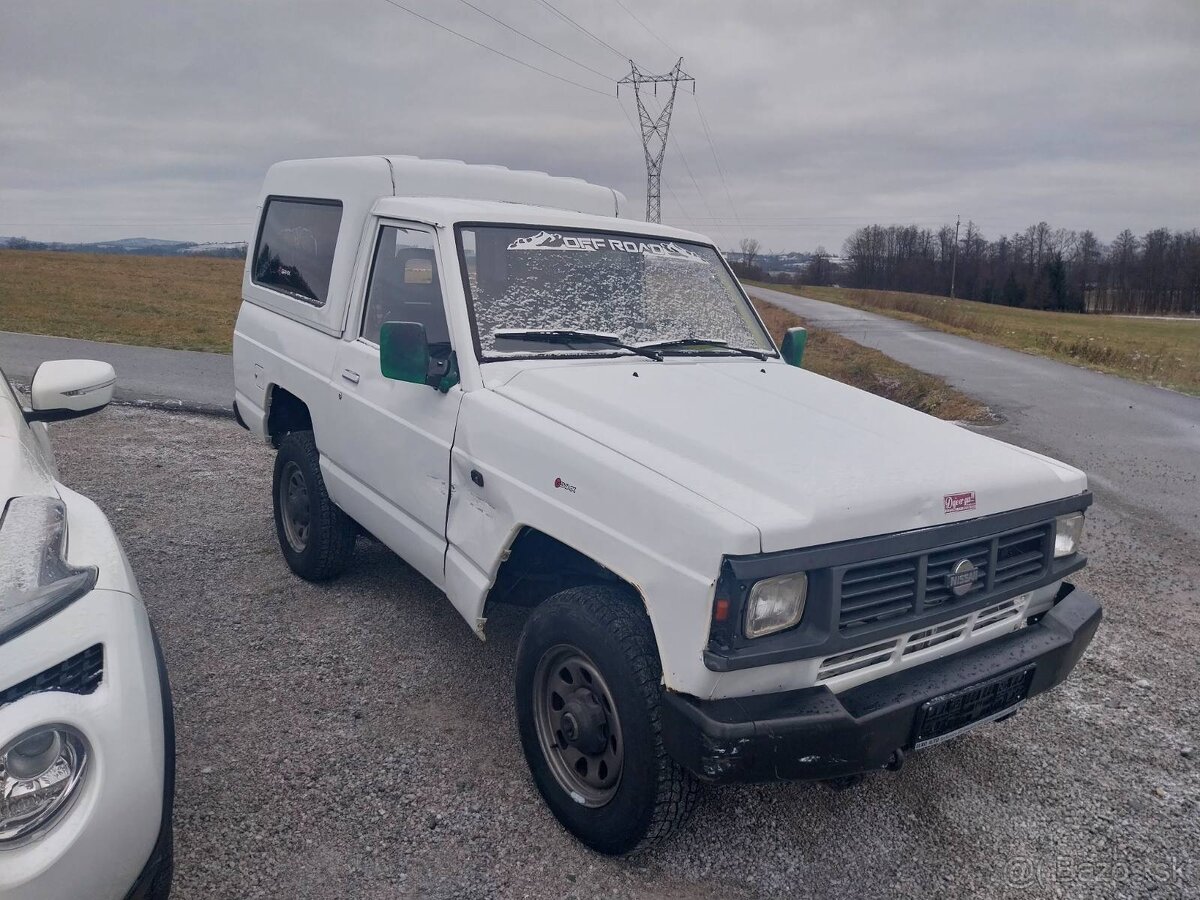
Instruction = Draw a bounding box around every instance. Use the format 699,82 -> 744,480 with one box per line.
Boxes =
379,322 -> 459,393
780,327 -> 807,368
380,321 -> 431,385
26,359 -> 116,422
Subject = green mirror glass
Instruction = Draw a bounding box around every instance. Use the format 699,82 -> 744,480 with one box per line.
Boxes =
379,321 -> 430,384
780,326 -> 807,368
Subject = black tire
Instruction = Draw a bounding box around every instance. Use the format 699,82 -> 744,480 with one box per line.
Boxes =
515,585 -> 699,855
145,823 -> 174,900
272,430 -> 356,581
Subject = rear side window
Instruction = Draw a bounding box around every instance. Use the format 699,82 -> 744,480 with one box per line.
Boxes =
252,197 -> 343,306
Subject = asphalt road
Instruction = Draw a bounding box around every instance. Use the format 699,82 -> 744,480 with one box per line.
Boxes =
750,285 -> 1200,546
0,330 -> 232,414
50,407 -> 1198,899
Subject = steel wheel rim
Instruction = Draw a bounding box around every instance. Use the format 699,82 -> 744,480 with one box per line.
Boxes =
532,644 -> 623,808
279,461 -> 311,552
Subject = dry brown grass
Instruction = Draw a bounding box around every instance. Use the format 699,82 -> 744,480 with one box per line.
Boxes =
753,298 -> 992,423
759,283 -> 1200,395
0,250 -> 242,352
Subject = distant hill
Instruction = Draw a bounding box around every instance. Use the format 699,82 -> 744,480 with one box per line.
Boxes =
725,249 -> 814,275
0,235 -> 247,259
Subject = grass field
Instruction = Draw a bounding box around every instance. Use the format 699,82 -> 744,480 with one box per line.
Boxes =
755,283 -> 1200,395
0,250 -> 989,422
0,249 -> 242,352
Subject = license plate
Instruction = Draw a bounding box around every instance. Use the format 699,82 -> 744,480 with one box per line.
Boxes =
913,665 -> 1035,750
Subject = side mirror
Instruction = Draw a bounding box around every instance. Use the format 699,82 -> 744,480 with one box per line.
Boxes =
380,321 -> 431,385
26,360 -> 116,422
379,322 -> 459,392
780,327 -> 807,368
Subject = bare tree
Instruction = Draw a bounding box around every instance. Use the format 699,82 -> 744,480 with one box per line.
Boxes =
738,237 -> 761,271
803,246 -> 834,286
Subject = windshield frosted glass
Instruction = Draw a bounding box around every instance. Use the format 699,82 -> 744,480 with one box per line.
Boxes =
457,226 -> 773,358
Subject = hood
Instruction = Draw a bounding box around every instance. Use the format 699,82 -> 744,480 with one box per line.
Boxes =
493,359 -> 1086,553
0,393 -> 60,508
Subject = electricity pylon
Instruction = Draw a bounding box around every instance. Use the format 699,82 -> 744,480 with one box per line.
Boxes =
618,58 -> 694,223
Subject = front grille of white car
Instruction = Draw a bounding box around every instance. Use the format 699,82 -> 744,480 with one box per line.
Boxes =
836,522 -> 1052,633
817,594 -> 1031,685
0,644 -> 104,709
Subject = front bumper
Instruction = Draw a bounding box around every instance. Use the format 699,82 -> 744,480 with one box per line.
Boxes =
0,589 -> 171,900
662,583 -> 1101,783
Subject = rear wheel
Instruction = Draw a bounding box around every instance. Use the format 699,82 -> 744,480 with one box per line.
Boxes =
515,585 -> 698,855
272,430 -> 355,581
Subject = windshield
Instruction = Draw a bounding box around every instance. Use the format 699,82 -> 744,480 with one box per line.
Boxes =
456,225 -> 775,359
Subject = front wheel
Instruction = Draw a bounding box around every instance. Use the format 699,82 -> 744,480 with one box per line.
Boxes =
515,585 -> 699,855
272,430 -> 356,581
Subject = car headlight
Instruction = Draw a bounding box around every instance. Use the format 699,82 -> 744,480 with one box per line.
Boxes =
744,572 -> 808,638
0,725 -> 90,844
1054,513 -> 1085,558
1,496 -> 97,646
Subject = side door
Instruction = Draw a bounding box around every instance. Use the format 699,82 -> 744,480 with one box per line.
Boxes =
320,221 -> 463,587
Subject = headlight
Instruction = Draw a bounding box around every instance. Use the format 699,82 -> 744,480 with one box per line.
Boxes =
1054,513 -> 1085,558
0,726 -> 90,844
744,572 -> 808,638
1,497 -> 97,645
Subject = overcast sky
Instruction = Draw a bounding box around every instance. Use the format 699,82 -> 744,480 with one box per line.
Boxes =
3,0 -> 1198,252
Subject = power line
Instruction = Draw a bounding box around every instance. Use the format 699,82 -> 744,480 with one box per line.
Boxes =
603,5 -> 736,235
534,0 -> 630,62
377,0 -> 610,97
692,95 -> 742,231
453,0 -> 613,82
611,0 -> 673,53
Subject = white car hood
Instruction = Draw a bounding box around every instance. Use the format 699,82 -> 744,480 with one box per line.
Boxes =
493,359 -> 1086,553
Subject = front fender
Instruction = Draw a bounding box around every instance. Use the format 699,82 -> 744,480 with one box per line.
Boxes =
444,390 -> 756,696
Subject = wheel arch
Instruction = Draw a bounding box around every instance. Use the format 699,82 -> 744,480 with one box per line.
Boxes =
265,384 -> 313,448
483,525 -> 647,618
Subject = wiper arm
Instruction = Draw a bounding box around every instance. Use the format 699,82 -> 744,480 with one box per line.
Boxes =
493,329 -> 663,360
636,337 -> 771,361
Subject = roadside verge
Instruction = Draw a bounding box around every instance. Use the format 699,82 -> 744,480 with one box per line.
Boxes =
752,298 -> 994,424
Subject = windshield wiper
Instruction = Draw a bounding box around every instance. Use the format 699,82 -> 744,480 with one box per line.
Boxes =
635,337 -> 771,361
493,329 -> 663,361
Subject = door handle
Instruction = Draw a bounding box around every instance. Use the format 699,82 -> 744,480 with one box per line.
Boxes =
341,369 -> 360,385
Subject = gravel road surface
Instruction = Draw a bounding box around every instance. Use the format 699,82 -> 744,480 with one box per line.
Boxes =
47,407 -> 1197,899
751,286 -> 1200,546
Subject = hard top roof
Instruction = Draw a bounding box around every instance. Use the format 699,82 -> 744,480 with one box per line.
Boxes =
260,155 -> 628,219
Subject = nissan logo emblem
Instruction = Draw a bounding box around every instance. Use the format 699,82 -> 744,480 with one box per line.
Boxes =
946,559 -> 979,597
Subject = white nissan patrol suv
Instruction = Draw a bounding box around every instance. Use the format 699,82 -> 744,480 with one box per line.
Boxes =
1,361 -> 173,898
233,156 -> 1100,855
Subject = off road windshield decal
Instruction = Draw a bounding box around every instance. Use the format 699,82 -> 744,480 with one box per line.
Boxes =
506,230 -> 702,262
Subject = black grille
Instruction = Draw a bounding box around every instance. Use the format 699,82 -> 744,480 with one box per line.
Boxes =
994,524 -> 1052,587
838,558 -> 918,629
0,644 -> 104,709
838,522 -> 1052,632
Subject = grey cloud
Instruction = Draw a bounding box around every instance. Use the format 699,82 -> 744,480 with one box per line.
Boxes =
1,0 -> 1197,252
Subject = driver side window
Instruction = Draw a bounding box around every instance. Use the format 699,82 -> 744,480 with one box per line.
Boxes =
361,225 -> 450,350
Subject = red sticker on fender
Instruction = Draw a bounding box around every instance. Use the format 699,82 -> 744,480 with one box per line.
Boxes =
944,491 -> 976,513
